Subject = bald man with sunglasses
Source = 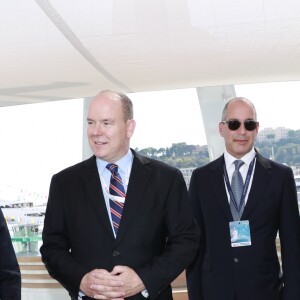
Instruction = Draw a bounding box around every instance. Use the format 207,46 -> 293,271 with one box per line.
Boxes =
187,97 -> 300,300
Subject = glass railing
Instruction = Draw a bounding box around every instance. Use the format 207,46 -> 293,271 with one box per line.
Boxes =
11,224 -> 42,256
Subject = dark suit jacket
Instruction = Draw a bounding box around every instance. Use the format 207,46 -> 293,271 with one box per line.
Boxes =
40,150 -> 199,299
0,208 -> 21,300
187,152 -> 300,300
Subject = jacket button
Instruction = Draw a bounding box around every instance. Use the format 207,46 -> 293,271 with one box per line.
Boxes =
112,250 -> 120,257
234,258 -> 239,263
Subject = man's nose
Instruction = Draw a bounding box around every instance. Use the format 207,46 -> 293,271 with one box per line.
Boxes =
92,124 -> 103,135
237,123 -> 247,134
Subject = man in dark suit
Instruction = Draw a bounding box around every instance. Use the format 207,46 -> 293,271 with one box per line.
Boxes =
0,208 -> 21,299
40,90 -> 199,299
187,97 -> 300,300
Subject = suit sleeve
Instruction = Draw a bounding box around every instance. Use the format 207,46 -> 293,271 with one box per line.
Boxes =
40,175 -> 89,296
0,208 -> 21,300
279,167 -> 300,300
135,168 -> 200,299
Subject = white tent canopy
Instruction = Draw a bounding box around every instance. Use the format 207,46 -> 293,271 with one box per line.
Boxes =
1,0 -> 300,106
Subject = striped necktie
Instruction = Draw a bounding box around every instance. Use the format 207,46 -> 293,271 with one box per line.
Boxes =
106,163 -> 126,235
230,160 -> 244,221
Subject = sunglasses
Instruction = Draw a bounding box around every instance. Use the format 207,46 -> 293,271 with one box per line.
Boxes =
222,119 -> 258,131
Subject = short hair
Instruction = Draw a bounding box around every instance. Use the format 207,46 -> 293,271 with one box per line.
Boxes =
221,97 -> 257,121
99,90 -> 133,121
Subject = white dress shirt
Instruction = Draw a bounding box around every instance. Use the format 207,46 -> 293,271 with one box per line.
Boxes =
224,148 -> 256,205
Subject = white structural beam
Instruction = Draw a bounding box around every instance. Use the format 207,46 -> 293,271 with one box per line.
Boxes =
196,86 -> 236,161
82,97 -> 93,160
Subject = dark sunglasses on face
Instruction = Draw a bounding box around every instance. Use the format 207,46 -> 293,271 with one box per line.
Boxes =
222,119 -> 259,131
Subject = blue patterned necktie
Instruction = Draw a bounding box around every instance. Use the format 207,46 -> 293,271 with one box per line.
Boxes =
230,160 -> 244,221
106,163 -> 126,235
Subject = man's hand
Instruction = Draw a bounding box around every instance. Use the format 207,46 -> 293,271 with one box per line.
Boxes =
80,269 -> 125,299
110,266 -> 145,298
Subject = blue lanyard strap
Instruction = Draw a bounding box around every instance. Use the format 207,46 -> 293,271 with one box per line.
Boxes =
223,156 -> 256,216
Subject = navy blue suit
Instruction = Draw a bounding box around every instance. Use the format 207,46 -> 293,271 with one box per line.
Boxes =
187,152 -> 300,300
0,208 -> 21,300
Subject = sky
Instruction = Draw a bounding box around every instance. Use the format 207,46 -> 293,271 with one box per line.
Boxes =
0,81 -> 299,199
0,99 -> 83,197
129,81 -> 300,149
129,88 -> 206,149
235,81 -> 300,131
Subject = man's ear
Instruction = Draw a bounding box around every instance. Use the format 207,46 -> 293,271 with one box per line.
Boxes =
219,122 -> 225,137
127,119 -> 136,138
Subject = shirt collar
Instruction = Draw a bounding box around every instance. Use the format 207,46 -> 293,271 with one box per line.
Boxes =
96,149 -> 133,174
224,148 -> 256,168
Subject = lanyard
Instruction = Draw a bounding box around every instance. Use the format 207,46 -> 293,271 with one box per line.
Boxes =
223,157 -> 256,216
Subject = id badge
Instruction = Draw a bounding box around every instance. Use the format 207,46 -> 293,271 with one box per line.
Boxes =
229,220 -> 251,247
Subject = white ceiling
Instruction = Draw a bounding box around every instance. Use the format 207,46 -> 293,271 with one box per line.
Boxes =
1,0 -> 300,106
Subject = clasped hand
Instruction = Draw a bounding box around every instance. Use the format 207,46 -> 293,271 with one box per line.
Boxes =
80,266 -> 145,300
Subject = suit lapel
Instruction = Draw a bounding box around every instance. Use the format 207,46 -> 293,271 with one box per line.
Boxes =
210,156 -> 233,221
81,156 -> 115,239
242,153 -> 272,219
115,153 -> 152,243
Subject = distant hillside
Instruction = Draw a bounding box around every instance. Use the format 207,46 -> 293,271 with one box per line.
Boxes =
135,129 -> 300,168
255,129 -> 300,166
135,143 -> 209,168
